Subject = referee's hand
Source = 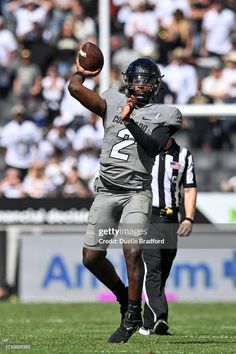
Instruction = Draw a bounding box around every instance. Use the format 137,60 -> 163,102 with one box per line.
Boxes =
177,220 -> 193,237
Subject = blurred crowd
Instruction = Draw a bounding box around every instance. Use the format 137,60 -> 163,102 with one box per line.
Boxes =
0,0 -> 236,197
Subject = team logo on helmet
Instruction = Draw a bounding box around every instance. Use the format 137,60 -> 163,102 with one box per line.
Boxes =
138,67 -> 146,73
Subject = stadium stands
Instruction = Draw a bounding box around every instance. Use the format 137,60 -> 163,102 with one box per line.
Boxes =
0,0 -> 236,194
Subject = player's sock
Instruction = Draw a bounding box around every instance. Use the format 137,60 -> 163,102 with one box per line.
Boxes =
128,299 -> 142,315
111,280 -> 128,322
111,279 -> 127,302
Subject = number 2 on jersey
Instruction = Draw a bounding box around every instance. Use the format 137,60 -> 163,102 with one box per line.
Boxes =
110,128 -> 135,161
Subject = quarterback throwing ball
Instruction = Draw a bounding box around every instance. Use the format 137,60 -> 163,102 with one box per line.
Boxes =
68,53 -> 182,344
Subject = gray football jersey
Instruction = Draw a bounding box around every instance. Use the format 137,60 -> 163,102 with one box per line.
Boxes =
99,88 -> 182,190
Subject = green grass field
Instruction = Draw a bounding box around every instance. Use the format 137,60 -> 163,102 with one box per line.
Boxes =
0,302 -> 236,354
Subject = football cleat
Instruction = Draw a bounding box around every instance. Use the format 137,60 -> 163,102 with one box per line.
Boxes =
108,311 -> 142,343
139,319 -> 169,336
138,326 -> 152,336
153,319 -> 169,335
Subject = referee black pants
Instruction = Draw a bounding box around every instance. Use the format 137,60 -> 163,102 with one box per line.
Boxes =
142,213 -> 178,329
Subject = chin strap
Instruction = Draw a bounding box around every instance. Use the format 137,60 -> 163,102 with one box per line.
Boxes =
135,96 -> 149,105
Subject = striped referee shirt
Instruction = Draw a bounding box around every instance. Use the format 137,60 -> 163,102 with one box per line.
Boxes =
152,139 -> 197,209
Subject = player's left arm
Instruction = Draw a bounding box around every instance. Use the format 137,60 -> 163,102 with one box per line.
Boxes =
122,96 -> 182,157
126,122 -> 178,157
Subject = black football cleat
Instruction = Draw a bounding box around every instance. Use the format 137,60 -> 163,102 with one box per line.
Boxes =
153,319 -> 169,335
139,319 -> 169,336
108,311 -> 142,344
138,326 -> 152,336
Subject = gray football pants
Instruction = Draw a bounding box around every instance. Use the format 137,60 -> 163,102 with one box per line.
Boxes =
84,178 -> 152,251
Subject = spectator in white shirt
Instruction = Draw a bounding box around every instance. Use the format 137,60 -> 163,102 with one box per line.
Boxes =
44,148 -> 66,193
47,115 -> 74,156
0,16 -> 18,100
201,0 -> 236,57
7,0 -> 52,41
36,135 -> 55,164
42,66 -> 65,102
72,113 -> 104,188
0,104 -> 42,179
41,65 -> 65,122
0,16 -> 18,68
163,47 -> 198,104
60,75 -> 96,126
124,0 -> 159,58
111,0 -> 132,27
154,0 -> 191,27
72,3 -> 97,44
201,64 -> 231,102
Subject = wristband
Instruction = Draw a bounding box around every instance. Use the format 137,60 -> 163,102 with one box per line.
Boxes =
185,217 -> 194,224
73,70 -> 86,83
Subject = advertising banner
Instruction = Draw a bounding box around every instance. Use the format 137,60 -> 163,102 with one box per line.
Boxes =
19,233 -> 236,303
0,193 -> 235,225
197,193 -> 236,224
0,198 -> 92,225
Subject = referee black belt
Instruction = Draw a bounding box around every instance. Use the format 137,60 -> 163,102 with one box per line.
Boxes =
152,207 -> 179,218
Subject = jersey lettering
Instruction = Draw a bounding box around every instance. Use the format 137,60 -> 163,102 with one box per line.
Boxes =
113,115 -> 123,124
112,116 -> 148,132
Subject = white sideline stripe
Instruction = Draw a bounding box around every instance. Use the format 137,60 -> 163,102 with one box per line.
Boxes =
221,326 -> 236,329
0,319 -> 65,323
142,253 -> 157,323
0,319 -> 31,323
79,49 -> 87,57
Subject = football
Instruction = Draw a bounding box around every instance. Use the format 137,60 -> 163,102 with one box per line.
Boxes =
78,42 -> 104,72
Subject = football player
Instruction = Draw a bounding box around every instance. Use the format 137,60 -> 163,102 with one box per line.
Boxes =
68,57 -> 182,343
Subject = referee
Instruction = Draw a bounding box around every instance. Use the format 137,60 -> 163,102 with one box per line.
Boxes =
139,137 -> 197,336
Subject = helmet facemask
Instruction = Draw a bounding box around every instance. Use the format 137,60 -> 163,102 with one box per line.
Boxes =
123,73 -> 161,104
